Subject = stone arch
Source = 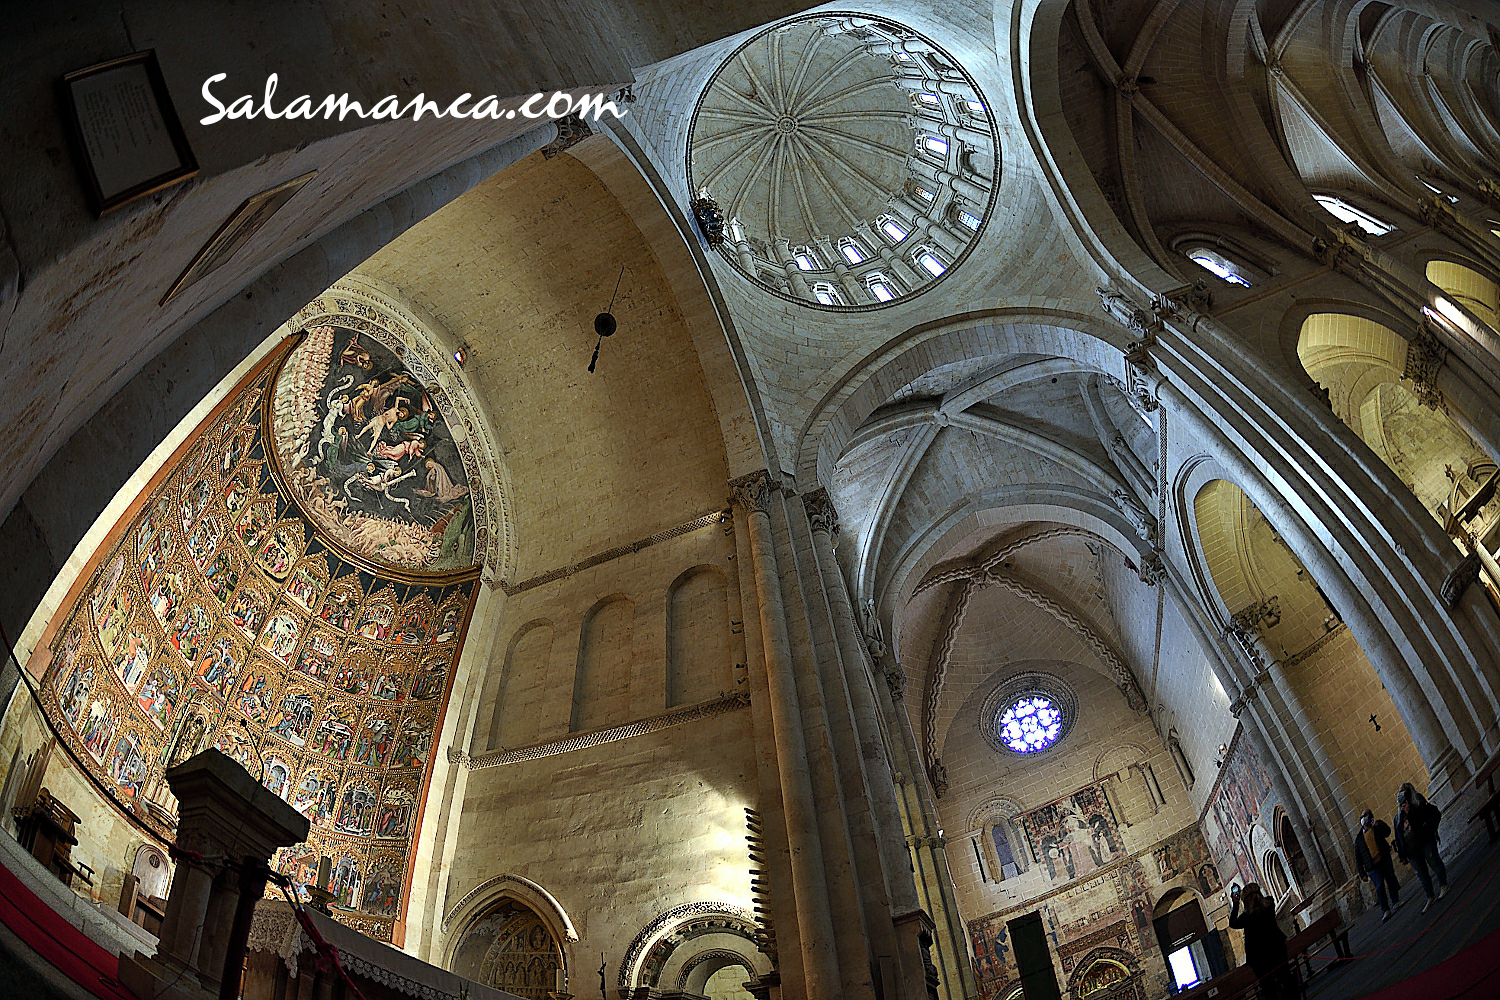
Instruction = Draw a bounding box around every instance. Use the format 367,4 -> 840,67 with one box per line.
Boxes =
1272,807 -> 1313,892
616,902 -> 768,994
1065,945 -> 1144,1000
487,619 -> 554,751
571,595 -> 635,733
800,311 -> 1136,487
129,843 -> 171,902
1426,257 -> 1500,330
964,795 -> 1030,881
1092,742 -> 1161,826
445,878 -> 575,1000
665,565 -> 732,708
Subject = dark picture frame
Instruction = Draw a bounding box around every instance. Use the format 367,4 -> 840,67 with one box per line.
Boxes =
62,50 -> 198,216
160,170 -> 318,306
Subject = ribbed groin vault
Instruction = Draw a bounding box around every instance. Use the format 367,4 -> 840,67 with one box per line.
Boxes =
0,2 -> 1498,1000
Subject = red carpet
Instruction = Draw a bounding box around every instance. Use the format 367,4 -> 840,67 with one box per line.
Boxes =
0,858 -> 135,1000
1358,923 -> 1500,1000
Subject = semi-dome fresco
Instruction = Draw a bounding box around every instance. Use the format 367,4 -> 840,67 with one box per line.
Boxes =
271,325 -> 475,573
687,13 -> 997,309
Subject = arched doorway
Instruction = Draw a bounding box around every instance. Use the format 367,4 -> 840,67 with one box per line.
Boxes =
449,897 -> 564,1000
1151,889 -> 1225,991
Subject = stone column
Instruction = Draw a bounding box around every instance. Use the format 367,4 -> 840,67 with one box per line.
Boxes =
804,491 -> 933,1000
120,749 -> 310,1000
730,472 -> 842,1000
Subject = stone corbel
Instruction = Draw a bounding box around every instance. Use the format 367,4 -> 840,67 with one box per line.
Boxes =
926,759 -> 949,799
884,662 -> 907,701
1111,488 -> 1158,544
802,488 -> 839,536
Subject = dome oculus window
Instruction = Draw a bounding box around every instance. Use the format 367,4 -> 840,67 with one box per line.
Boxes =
1314,194 -> 1395,237
1187,247 -> 1253,287
686,13 -> 997,309
998,696 -> 1063,753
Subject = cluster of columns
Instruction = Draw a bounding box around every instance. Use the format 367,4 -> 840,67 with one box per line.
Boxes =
728,471 -> 971,1000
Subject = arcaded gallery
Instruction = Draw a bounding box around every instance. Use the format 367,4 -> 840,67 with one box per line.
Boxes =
1,3 -> 1498,1000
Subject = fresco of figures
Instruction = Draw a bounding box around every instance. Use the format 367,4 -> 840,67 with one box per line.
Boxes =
41,346 -> 477,943
1020,783 -> 1124,883
1202,729 -> 1274,890
270,324 -> 475,573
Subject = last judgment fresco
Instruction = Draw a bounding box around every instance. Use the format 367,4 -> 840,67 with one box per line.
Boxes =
271,324 -> 474,573
41,340 -> 477,942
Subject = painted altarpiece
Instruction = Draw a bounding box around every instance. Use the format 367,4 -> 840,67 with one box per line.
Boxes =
35,334 -> 481,943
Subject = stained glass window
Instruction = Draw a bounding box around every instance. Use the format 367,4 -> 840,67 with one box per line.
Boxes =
998,695 -> 1063,752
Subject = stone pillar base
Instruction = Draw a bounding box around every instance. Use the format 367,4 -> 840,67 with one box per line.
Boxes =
118,951 -> 216,1000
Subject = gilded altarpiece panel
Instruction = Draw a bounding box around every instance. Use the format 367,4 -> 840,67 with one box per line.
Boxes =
39,337 -> 479,942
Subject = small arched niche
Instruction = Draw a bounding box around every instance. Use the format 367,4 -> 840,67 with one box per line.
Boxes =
450,895 -> 565,1000
571,595 -> 635,732
665,565 -> 731,708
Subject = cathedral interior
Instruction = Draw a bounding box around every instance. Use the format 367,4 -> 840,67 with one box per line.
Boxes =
1,2 -> 1499,1000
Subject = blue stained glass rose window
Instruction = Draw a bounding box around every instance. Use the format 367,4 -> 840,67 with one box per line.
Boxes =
998,696 -> 1063,753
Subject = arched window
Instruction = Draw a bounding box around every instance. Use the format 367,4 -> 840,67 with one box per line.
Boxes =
921,135 -> 949,157
913,91 -> 941,109
991,820 -> 1021,879
964,98 -> 986,116
954,207 -> 982,231
911,183 -> 936,203
915,248 -> 948,277
1314,194 -> 1395,236
793,247 -> 820,271
812,283 -> 842,306
880,217 -> 909,243
867,276 -> 896,302
1186,247 -> 1254,287
839,240 -> 867,265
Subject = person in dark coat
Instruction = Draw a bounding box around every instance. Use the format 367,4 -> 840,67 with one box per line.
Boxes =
1354,808 -> 1402,920
1228,883 -> 1291,998
1394,786 -> 1447,911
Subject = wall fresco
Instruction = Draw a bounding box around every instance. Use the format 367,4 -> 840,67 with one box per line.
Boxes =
270,324 -> 474,573
1202,729 -> 1274,890
40,344 -> 477,942
1019,782 -> 1124,883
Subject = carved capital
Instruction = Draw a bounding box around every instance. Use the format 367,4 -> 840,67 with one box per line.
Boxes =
1097,286 -> 1155,340
1404,322 -> 1448,412
1136,549 -> 1166,587
728,471 -> 776,514
802,488 -> 839,536
540,114 -> 593,159
884,662 -> 907,701
1441,551 -> 1483,609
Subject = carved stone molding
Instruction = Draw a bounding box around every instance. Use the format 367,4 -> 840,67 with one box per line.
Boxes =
802,488 -> 839,536
728,470 -> 776,514
1404,322 -> 1448,412
1230,596 -> 1281,633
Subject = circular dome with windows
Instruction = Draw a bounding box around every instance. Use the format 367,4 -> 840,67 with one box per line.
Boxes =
686,13 -> 997,309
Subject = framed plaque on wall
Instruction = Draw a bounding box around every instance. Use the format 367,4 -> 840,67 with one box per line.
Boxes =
62,50 -> 198,216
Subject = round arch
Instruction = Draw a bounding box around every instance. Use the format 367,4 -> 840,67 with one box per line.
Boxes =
616,902 -> 769,995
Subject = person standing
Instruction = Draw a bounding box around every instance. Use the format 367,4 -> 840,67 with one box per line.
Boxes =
1354,809 -> 1402,920
1394,787 -> 1447,912
1228,883 -> 1292,998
